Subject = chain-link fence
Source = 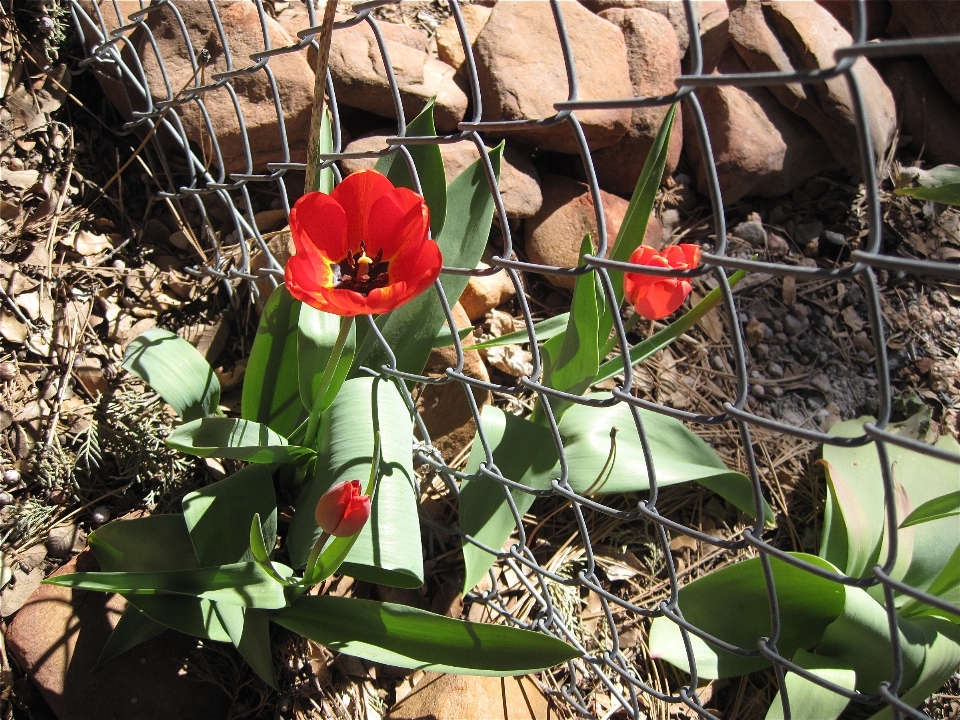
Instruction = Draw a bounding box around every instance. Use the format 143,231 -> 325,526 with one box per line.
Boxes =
67,0 -> 960,717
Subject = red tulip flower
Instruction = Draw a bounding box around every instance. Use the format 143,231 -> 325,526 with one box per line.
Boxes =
623,244 -> 702,321
284,170 -> 442,316
314,479 -> 371,537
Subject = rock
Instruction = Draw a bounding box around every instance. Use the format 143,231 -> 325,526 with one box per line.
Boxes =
329,22 -> 468,132
767,361 -> 784,378
816,0 -> 891,39
136,0 -> 315,175
732,220 -> 767,247
812,373 -> 833,394
744,318 -> 765,347
591,9 -> 684,196
683,46 -> 834,205
459,263 -> 517,322
474,1 -> 633,154
795,220 -> 824,246
387,672 -> 549,720
768,232 -> 790,258
783,313 -> 805,336
249,226 -> 295,302
525,174 -> 661,290
888,0 -> 960,105
340,133 -> 542,219
435,4 -> 493,73
74,1 -> 145,119
5,552 -> 230,720
883,60 -> 960,166
578,0 -> 695,54
417,304 -> 491,459
728,1 -> 896,171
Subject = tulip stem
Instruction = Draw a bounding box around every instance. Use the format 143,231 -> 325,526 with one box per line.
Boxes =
304,315 -> 354,449
600,310 -> 644,358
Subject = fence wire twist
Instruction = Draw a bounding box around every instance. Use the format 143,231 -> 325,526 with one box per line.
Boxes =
68,1 -> 960,717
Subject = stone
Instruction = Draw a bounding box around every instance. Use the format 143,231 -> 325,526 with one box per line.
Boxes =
732,220 -> 767,247
888,0 -> 960,105
5,552 -> 230,720
592,9 -> 684,196
744,318 -> 765,347
728,1 -> 896,172
683,46 -> 834,205
578,0 -> 703,55
340,132 -> 542,219
417,304 -> 491,459
816,0 -> 891,39
474,1 -> 633,154
459,263 -> 517,322
249,226 -> 295,302
435,4 -> 492,74
767,361 -> 784,378
883,60 -> 960,166
795,220 -> 824,246
136,0 -> 315,175
387,672 -> 549,720
783,313 -> 805,336
525,174 -> 661,290
329,21 -> 468,133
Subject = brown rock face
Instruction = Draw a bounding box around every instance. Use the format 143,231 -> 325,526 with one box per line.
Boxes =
592,8 -> 684,196
5,552 -> 230,720
728,0 -> 896,171
459,263 -> 518,322
340,134 -> 543,219
889,1 -> 960,106
474,1 -> 634,154
417,304 -> 491,459
683,47 -> 835,205
137,0 -> 315,175
329,22 -> 468,133
578,0 -> 692,54
883,60 -> 960,166
435,4 -> 493,74
387,672 -> 550,720
525,175 -> 661,290
816,0 -> 891,39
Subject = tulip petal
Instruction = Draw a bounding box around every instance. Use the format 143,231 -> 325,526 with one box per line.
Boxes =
332,171 -> 395,252
368,188 -> 430,261
290,192 -> 349,263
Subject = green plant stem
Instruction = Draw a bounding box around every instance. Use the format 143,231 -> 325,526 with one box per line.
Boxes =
304,316 -> 354,450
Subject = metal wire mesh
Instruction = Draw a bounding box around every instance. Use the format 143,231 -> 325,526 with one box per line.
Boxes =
68,0 -> 960,717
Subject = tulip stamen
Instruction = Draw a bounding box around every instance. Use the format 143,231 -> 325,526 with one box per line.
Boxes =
334,240 -> 390,294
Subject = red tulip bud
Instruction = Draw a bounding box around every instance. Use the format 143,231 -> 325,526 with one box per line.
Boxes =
314,480 -> 371,537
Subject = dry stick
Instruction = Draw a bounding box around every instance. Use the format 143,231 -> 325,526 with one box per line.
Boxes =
304,0 -> 339,194
44,125 -> 75,283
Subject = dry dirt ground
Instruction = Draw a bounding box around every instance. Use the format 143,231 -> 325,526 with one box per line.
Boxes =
1,2 -> 959,719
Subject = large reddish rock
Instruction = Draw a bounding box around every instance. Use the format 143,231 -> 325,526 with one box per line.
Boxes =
387,672 -> 550,720
888,0 -> 960,106
435,4 -> 493,74
728,0 -> 896,172
5,552 -> 230,720
816,0 -> 891,39
474,1 -> 634,154
683,47 -> 835,205
136,0 -> 315,175
592,8 -> 684,196
525,174 -> 662,290
329,22 -> 468,133
883,60 -> 960,167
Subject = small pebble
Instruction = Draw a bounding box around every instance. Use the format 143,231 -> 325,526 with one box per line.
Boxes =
754,343 -> 769,361
0,362 -> 17,382
802,240 -> 820,258
795,220 -> 824,245
774,332 -> 789,344
3,470 -> 20,486
732,220 -> 767,248
751,384 -> 766,398
767,362 -> 784,379
91,506 -> 111,525
811,373 -> 833,394
0,492 -> 13,507
783,314 -> 805,336
710,355 -> 727,372
112,259 -> 125,270
46,524 -> 78,559
750,369 -> 764,380
807,395 -> 825,410
823,230 -> 845,248
771,386 -> 784,398
767,233 -> 790,258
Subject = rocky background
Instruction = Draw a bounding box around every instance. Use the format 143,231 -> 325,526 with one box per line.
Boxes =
1,1 -> 960,719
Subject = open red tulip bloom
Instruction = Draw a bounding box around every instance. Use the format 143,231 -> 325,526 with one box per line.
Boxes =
315,479 -> 371,537
285,170 -> 442,316
623,244 -> 702,321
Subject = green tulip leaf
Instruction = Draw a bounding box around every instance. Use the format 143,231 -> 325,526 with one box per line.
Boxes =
764,650 -> 855,720
898,544 -> 960,622
287,377 -> 422,588
315,107 -> 335,195
894,184 -> 960,206
461,314 -> 570,351
183,465 -> 278,567
375,98 -> 446,238
166,417 -> 314,464
273,596 -> 579,675
298,307 -> 356,416
122,328 -> 220,422
236,607 -> 277,690
94,604 -> 167,669
242,285 -> 307,437
900,491 -> 960,528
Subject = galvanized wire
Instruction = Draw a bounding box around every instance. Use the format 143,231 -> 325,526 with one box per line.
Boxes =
69,1 -> 960,717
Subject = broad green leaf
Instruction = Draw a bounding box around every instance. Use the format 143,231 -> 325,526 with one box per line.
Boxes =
242,285 -> 307,437
819,458 -> 881,578
541,235 -> 600,407
899,164 -> 960,188
594,269 -> 746,385
375,98 -> 446,237
298,307 -> 356,416
900,491 -> 960,528
315,107 -> 334,194
122,328 -> 220,422
764,650 -> 855,720
46,562 -> 290,609
460,406 -> 558,594
353,144 -> 502,378
598,103 -> 677,344
287,377 -> 423,588
894,184 -> 960,206
648,554 -> 845,678
183,465 -> 278,567
432,324 -> 477,348
95,604 -> 167,669
237,608 -> 277,690
273,596 -> 578,675
462,314 -> 570,351
125,595 -> 233,643
166,417 -> 314,464
866,616 -> 960,720
89,515 -> 200,573
899,544 -> 960,622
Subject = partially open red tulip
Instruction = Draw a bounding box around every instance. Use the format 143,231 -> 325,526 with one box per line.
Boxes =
284,170 -> 442,316
314,480 -> 371,537
623,244 -> 701,321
